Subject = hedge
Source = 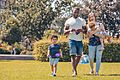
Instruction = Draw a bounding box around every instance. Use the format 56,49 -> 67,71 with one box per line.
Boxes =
33,40 -> 120,62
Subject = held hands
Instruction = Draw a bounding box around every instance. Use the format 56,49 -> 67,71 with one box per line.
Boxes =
70,29 -> 76,32
76,29 -> 83,35
70,29 -> 83,35
65,28 -> 83,35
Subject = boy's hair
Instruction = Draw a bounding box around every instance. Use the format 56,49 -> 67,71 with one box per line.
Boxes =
89,23 -> 95,29
51,35 -> 58,40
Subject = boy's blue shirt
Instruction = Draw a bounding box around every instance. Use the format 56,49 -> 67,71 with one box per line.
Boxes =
48,44 -> 60,58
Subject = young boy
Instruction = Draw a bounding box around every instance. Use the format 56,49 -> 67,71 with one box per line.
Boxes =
47,35 -> 62,77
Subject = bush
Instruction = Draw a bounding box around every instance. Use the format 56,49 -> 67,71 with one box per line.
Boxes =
0,48 -> 10,54
33,39 -> 70,62
33,40 -> 120,62
102,43 -> 120,62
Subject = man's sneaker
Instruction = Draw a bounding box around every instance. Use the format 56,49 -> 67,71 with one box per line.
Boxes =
53,74 -> 56,76
90,71 -> 94,74
72,72 -> 77,77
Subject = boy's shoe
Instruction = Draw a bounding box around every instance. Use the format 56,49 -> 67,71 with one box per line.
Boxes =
53,74 -> 56,76
50,73 -> 56,77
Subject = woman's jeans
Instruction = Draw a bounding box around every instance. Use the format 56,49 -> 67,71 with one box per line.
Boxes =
88,45 -> 103,73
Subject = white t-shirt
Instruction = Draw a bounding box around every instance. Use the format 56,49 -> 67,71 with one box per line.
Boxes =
65,17 -> 86,41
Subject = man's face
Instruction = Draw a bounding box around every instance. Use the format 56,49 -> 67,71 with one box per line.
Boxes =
72,8 -> 79,18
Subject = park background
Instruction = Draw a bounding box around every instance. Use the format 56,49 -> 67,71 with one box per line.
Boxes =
0,0 -> 120,80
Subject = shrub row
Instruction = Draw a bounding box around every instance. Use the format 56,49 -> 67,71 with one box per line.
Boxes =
33,40 -> 120,62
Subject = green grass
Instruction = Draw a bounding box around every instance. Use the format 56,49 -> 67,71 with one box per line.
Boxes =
0,60 -> 120,80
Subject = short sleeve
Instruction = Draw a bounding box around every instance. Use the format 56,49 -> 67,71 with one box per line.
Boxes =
82,19 -> 86,26
64,19 -> 69,27
48,45 -> 51,50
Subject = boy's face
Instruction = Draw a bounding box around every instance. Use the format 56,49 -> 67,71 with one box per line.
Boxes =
51,38 -> 58,43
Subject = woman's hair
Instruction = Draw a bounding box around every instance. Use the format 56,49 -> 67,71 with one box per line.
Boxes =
88,12 -> 96,24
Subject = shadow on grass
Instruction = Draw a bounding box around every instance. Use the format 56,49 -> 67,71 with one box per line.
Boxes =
51,75 -> 84,79
84,74 -> 120,76
0,60 -> 12,62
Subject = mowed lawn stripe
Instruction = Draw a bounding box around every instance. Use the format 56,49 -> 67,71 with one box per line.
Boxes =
0,60 -> 120,80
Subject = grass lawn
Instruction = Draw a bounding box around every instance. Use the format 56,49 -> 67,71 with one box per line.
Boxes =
0,60 -> 120,80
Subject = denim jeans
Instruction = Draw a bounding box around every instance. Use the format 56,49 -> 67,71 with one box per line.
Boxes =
68,39 -> 83,56
88,45 -> 103,73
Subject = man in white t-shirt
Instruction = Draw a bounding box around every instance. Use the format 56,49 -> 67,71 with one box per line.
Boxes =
64,7 -> 87,77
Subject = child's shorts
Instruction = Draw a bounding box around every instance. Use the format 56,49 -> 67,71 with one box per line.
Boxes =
49,57 -> 60,65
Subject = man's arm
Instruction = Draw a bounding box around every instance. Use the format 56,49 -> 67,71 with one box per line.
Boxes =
64,25 -> 70,34
82,26 -> 88,34
81,19 -> 87,34
64,25 -> 75,35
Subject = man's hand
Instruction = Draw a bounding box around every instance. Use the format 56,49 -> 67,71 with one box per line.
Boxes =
76,29 -> 83,35
70,29 -> 76,32
64,28 -> 75,35
82,26 -> 87,34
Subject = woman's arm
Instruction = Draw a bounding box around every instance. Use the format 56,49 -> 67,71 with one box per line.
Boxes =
87,31 -> 93,38
94,34 -> 105,38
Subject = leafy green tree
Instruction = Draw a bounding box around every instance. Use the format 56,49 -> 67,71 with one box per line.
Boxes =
0,0 -> 73,44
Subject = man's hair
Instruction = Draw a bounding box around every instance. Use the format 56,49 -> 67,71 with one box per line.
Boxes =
72,7 -> 80,12
51,35 -> 58,40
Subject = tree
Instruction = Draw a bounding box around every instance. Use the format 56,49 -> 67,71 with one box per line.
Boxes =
0,0 -> 73,44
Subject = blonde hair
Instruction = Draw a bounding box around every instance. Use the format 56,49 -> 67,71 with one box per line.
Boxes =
88,12 -> 96,24
87,12 -> 96,29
